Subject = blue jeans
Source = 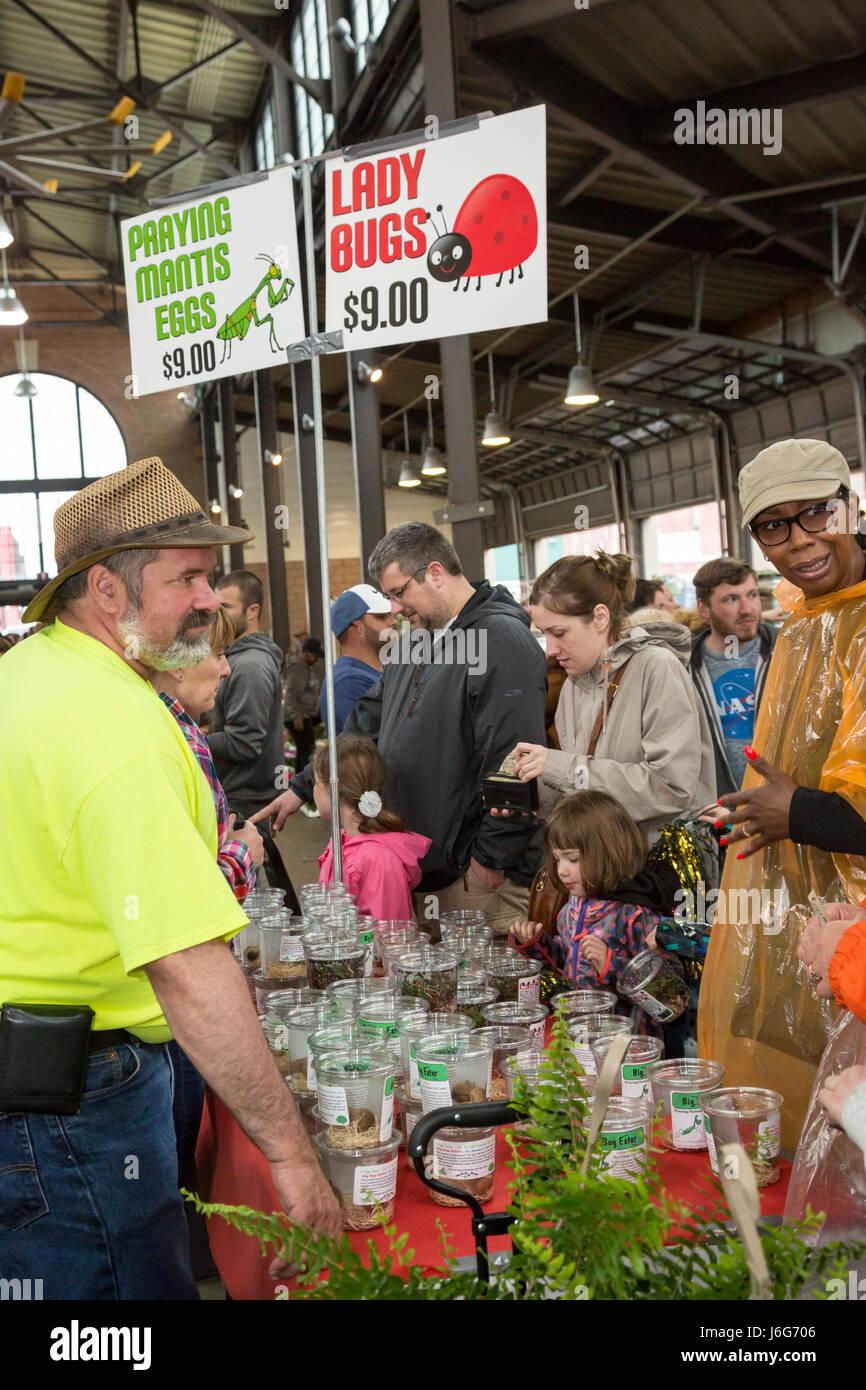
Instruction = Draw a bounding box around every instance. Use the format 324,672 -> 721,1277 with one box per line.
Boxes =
0,1040 -> 198,1300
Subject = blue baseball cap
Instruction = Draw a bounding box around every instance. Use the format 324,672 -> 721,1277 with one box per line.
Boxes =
330,583 -> 392,638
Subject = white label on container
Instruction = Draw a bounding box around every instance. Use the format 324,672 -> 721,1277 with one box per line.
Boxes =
379,1077 -> 395,1143
317,1082 -> 350,1125
418,1060 -> 453,1113
518,975 -> 540,1005
404,1108 -> 419,1145
408,1042 -> 421,1098
599,1126 -> 648,1181
574,1044 -> 597,1077
353,1154 -> 399,1207
757,1115 -> 781,1161
671,1091 -> 707,1149
629,985 -> 674,1023
621,1062 -> 651,1101
433,1131 -> 496,1181
279,937 -> 305,963
528,1019 -> 545,1054
705,1113 -> 719,1174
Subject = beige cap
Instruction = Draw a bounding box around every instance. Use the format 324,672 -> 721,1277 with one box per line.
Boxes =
739,438 -> 850,526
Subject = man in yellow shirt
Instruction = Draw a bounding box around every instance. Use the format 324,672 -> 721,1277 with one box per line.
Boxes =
0,457 -> 339,1300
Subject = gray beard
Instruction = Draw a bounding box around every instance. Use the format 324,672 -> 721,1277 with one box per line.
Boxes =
118,611 -> 213,670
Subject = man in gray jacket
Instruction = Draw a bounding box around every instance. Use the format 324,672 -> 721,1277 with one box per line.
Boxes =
253,524 -> 547,932
689,557 -> 777,799
208,570 -> 285,821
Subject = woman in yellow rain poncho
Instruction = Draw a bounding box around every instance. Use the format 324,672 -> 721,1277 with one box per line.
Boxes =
698,438 -> 866,1151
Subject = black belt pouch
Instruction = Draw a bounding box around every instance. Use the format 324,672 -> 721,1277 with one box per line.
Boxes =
0,1003 -> 94,1115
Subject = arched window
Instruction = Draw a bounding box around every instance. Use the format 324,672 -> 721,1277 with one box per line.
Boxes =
0,373 -> 126,623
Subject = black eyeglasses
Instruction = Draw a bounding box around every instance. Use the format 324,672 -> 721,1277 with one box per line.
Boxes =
749,489 -> 846,547
384,564 -> 429,604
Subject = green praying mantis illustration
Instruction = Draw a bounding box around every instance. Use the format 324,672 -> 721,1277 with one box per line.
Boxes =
217,254 -> 295,364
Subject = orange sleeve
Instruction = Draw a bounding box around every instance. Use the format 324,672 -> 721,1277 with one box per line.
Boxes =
828,919 -> 866,1023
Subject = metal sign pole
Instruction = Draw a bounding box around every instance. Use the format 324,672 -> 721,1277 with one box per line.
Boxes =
301,158 -> 342,884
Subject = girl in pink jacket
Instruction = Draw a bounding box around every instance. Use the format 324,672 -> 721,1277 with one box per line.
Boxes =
314,734 -> 431,920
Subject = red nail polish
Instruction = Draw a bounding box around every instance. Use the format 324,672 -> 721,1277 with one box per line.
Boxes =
713,820 -> 723,830
744,746 -> 756,760
720,837 -> 728,847
736,852 -> 744,859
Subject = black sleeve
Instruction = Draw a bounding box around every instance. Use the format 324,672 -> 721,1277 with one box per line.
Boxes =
289,761 -> 314,805
789,786 -> 866,855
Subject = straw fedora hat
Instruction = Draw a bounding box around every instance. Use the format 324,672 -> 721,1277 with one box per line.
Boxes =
23,455 -> 254,623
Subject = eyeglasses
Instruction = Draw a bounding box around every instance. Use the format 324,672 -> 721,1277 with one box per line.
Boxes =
749,490 -> 846,547
383,565 -> 429,604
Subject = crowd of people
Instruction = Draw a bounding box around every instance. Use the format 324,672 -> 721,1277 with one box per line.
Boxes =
2,434 -> 866,1301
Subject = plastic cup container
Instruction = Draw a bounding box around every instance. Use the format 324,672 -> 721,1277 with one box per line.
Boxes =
259,918 -> 308,981
590,1034 -> 663,1099
264,986 -> 324,1016
234,921 -> 263,973
357,996 -> 430,1069
373,923 -> 419,977
427,1126 -> 497,1207
439,909 -> 488,933
314,1129 -> 401,1231
617,950 -> 690,1023
583,1096 -> 655,1182
442,927 -> 494,969
500,1053 -> 597,1105
566,1013 -> 631,1078
414,1035 -> 493,1114
400,1012 -> 474,1100
306,1022 -> 362,1090
314,1048 -> 397,1143
303,937 -> 367,992
484,951 -> 542,1006
325,977 -> 397,1008
550,989 -> 617,1020
700,1087 -> 783,1186
470,1025 -> 533,1099
395,1082 -> 423,1164
457,975 -> 499,1028
479,1000 -> 547,1055
648,1058 -> 726,1151
393,947 -> 459,1013
284,1002 -> 342,1095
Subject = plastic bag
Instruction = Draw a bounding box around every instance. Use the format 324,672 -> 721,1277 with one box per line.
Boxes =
783,1009 -> 866,1243
699,574 -> 866,1151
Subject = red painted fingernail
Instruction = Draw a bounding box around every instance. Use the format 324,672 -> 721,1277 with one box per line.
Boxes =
713,820 -> 723,830
720,837 -> 728,847
736,852 -> 744,860
744,746 -> 756,760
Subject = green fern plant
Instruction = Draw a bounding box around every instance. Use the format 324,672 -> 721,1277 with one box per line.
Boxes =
187,1012 -> 866,1299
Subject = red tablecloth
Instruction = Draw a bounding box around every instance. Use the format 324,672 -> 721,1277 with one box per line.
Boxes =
195,1091 -> 792,1301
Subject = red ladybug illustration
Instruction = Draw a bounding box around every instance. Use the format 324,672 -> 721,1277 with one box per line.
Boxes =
426,175 -> 538,292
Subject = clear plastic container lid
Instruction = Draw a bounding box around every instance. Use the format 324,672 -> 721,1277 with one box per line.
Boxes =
583,1095 -> 654,1133
551,989 -> 616,1016
647,1058 -> 725,1093
480,1001 -> 547,1026
700,1086 -> 782,1120
484,951 -> 541,978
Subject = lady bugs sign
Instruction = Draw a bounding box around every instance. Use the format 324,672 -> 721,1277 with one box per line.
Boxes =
325,106 -> 547,351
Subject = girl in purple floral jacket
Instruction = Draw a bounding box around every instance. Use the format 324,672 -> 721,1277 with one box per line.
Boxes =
510,790 -> 674,1036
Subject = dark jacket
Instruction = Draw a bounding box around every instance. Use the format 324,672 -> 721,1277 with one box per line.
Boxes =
208,632 -> 284,818
688,622 -> 777,798
292,581 -> 547,891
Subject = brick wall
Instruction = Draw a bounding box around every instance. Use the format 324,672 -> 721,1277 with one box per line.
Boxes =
0,323 -> 203,499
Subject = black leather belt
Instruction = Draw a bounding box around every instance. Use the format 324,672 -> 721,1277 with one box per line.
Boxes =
87,1028 -> 133,1051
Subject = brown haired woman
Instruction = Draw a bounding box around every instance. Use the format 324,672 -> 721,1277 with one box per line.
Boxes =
313,734 -> 431,920
511,790 -> 679,1037
511,551 -> 716,845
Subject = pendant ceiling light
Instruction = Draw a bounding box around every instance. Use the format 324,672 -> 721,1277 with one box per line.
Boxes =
398,412 -> 421,486
0,213 -> 13,250
481,352 -> 511,446
421,395 -> 446,476
564,293 -> 598,407
0,251 -> 26,325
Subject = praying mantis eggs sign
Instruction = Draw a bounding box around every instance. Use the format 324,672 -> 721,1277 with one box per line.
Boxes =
121,166 -> 306,396
326,106 -> 547,351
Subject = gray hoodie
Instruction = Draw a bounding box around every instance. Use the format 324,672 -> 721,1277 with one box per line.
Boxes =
209,631 -> 284,818
541,621 -> 716,844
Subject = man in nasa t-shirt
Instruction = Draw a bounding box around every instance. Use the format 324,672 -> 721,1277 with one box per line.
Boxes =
689,558 -> 777,797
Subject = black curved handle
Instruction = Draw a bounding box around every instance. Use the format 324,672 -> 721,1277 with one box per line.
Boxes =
409,1101 -> 522,1218
256,825 -> 302,916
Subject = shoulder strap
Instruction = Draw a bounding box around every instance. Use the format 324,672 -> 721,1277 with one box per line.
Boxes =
586,654 -> 635,758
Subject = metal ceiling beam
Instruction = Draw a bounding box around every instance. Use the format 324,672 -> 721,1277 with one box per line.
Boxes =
473,35 -> 835,275
19,202 -> 116,275
472,0 -> 637,40
643,51 -> 866,143
552,151 -> 616,206
186,0 -> 331,110
154,39 -> 246,95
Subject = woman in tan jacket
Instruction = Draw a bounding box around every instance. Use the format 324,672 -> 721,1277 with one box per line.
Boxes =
513,552 -> 716,844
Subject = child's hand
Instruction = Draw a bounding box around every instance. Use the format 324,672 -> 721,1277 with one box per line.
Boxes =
511,919 -> 543,945
580,935 -> 608,972
646,928 -> 658,951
